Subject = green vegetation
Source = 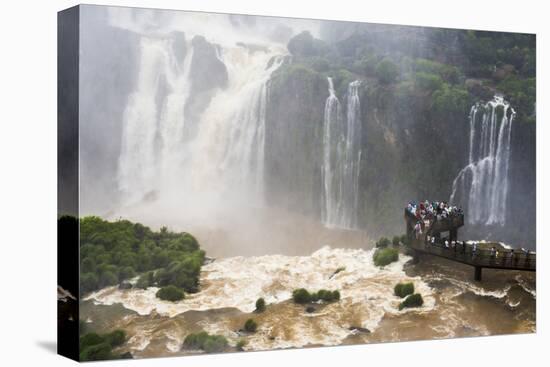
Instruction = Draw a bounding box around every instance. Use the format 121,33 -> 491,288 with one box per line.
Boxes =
392,236 -> 401,247
292,288 -> 341,304
156,285 -> 185,302
376,59 -> 399,84
236,338 -> 247,351
375,237 -> 391,248
398,293 -> 424,311
244,318 -> 258,333
79,330 -> 127,361
79,216 -> 205,296
394,282 -> 415,298
183,332 -> 228,353
373,247 -> 399,267
255,297 -> 266,313
136,271 -> 155,289
287,31 -> 329,58
267,27 -> 536,247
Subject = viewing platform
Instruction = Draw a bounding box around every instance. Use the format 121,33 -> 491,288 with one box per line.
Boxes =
404,206 -> 536,281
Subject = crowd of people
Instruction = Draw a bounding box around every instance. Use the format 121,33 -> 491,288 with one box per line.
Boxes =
407,200 -> 463,222
407,200 -> 463,240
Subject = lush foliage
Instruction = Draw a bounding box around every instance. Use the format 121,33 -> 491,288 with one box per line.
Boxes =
376,59 -> 399,84
373,248 -> 399,267
375,237 -> 391,248
394,282 -> 415,298
79,216 -> 204,296
244,318 -> 258,332
183,332 -> 228,353
398,293 -> 424,310
79,330 -> 126,361
255,297 -> 266,313
156,285 -> 185,302
292,288 -> 341,304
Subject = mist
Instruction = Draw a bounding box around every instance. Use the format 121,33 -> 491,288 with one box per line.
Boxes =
77,5 -> 536,255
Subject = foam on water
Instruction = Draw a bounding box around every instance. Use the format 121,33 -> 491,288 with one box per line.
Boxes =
86,246 -> 436,349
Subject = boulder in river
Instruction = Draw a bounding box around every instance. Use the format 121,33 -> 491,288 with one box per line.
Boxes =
118,281 -> 133,290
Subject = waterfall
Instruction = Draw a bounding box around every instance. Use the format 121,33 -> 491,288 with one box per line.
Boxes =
450,95 -> 515,226
118,37 -> 186,205
117,32 -> 286,214
186,50 -> 285,206
322,78 -> 363,229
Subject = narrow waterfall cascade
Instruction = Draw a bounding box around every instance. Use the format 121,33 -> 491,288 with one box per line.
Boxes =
322,78 -> 363,229
450,95 -> 516,225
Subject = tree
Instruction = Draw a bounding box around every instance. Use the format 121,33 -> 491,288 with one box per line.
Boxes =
375,59 -> 399,84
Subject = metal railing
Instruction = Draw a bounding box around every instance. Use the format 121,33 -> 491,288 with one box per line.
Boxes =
410,240 -> 536,270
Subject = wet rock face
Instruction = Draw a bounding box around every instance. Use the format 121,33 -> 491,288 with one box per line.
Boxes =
171,31 -> 187,63
184,35 -> 229,140
190,35 -> 228,93
265,65 -> 328,218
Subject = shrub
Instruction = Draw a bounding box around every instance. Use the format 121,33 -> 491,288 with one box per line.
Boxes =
392,236 -> 401,247
375,237 -> 391,248
255,297 -> 266,313
80,342 -> 113,361
80,332 -> 103,350
156,285 -> 185,302
398,293 -> 424,310
394,282 -> 415,298
183,332 -> 228,353
236,339 -> 247,351
375,59 -> 399,84
202,335 -> 229,353
79,330 -> 127,361
183,331 -> 210,349
400,234 -> 410,247
292,288 -> 340,304
244,318 -> 258,333
373,248 -> 399,267
136,271 -> 155,289
105,330 -> 126,347
292,288 -> 312,304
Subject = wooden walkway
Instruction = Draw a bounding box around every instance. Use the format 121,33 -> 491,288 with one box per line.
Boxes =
404,208 -> 536,281
407,239 -> 536,280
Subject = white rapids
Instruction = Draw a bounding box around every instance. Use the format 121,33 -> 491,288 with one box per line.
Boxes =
85,246 -> 435,349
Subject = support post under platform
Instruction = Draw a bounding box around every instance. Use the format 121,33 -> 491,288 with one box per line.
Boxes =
474,266 -> 482,281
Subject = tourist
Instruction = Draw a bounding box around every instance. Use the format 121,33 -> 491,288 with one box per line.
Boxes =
415,221 -> 422,239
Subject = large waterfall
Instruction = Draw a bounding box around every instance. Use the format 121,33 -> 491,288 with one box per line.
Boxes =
450,95 -> 515,225
117,32 -> 285,215
322,78 -> 363,229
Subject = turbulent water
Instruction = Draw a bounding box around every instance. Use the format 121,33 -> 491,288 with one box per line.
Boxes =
78,9 -> 536,360
450,95 -> 515,225
82,246 -> 535,358
322,78 -> 363,229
